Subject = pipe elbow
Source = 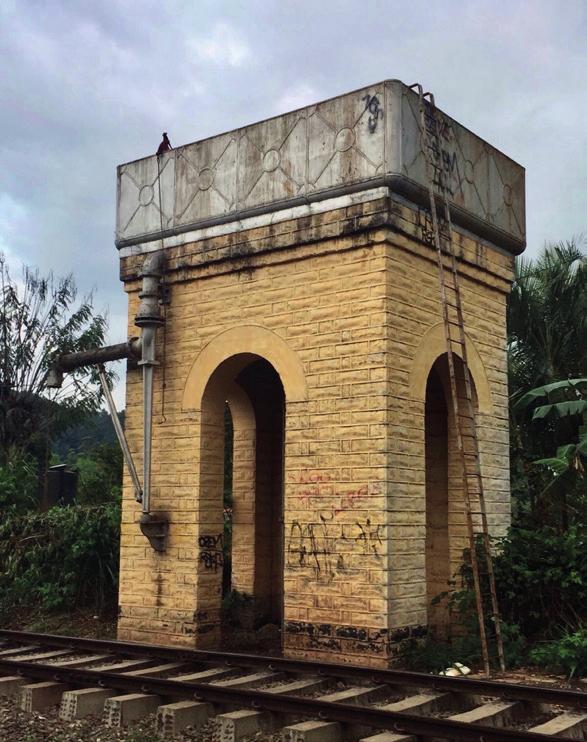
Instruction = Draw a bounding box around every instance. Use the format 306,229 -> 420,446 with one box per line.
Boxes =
140,250 -> 165,278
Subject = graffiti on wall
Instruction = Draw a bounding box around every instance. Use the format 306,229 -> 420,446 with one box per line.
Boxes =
286,510 -> 383,582
423,105 -> 461,198
198,533 -> 224,571
284,620 -> 427,656
289,470 -> 382,513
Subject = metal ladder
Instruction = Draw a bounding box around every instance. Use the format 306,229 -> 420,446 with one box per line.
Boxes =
410,83 -> 506,674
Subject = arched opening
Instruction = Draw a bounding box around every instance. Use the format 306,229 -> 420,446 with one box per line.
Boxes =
198,353 -> 285,644
424,353 -> 478,637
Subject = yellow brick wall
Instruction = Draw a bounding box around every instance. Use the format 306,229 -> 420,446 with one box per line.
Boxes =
117,194 -> 514,666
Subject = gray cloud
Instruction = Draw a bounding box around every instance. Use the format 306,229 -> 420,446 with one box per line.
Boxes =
1,0 -> 585,404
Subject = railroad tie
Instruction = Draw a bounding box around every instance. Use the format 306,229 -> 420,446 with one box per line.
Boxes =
19,681 -> 70,712
0,645 -> 38,657
529,711 -> 587,739
265,677 -> 329,696
156,700 -> 213,736
170,666 -> 234,682
0,676 -> 28,697
449,700 -> 523,727
124,662 -> 186,677
358,733 -> 414,742
318,685 -> 389,706
281,720 -> 342,742
217,709 -> 275,742
103,692 -> 161,727
59,688 -> 118,721
376,692 -> 454,716
93,658 -> 158,672
4,649 -> 72,662
210,670 -> 283,689
51,654 -> 113,668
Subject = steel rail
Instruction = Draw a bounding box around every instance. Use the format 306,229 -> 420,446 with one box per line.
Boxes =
0,658 -> 565,742
0,630 -> 585,710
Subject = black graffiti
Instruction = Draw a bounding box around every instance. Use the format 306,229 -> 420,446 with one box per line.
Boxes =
285,620 -> 428,657
418,207 -> 451,248
198,533 -> 224,571
287,515 -> 334,579
422,105 -> 459,196
354,518 -> 382,555
362,94 -> 383,133
198,534 -> 222,549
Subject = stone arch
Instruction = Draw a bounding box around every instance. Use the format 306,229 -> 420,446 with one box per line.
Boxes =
182,325 -> 307,410
408,322 -> 493,414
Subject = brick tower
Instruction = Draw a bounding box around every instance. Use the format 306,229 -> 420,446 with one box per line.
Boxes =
115,80 -> 525,667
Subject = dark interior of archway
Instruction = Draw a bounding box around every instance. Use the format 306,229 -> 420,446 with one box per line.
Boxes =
425,361 -> 450,636
225,358 -> 285,626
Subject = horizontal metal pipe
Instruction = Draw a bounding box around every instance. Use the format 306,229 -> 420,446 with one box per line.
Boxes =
57,337 -> 141,372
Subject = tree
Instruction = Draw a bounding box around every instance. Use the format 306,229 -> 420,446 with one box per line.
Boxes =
508,239 -> 586,397
508,240 -> 587,529
0,254 -> 109,469
513,378 -> 587,529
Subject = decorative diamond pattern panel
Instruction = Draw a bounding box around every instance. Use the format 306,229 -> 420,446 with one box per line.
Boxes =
116,80 -> 525,249
400,87 -> 525,244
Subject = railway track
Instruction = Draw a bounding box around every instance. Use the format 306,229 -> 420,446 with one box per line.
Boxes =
0,630 -> 585,741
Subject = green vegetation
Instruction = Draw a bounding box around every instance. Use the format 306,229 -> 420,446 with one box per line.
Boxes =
0,257 -> 121,624
0,503 -> 120,620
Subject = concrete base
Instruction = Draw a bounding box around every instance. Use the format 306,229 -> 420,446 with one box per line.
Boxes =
59,688 -> 117,720
266,678 -> 328,696
359,733 -> 414,742
282,720 -> 342,742
449,701 -> 522,727
156,701 -> 212,736
378,692 -> 453,716
530,712 -> 587,739
0,676 -> 27,697
318,686 -> 387,705
103,693 -> 160,726
218,709 -> 272,741
19,682 -> 69,711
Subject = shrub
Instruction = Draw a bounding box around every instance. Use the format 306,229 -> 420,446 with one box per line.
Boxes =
0,450 -> 39,513
529,629 -> 587,678
493,526 -> 586,637
0,503 -> 120,619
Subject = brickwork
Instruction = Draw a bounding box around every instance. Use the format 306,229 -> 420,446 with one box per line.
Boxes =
117,192 -> 515,666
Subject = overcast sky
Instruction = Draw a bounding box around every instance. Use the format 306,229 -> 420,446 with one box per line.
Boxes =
1,0 -> 585,406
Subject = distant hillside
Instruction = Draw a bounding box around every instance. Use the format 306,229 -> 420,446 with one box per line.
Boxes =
54,409 -> 125,457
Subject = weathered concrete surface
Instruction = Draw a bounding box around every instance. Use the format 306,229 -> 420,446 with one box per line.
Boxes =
282,720 -> 342,742
156,700 -> 212,736
218,709 -> 273,741
103,692 -> 161,727
19,681 -> 69,711
0,676 -> 27,696
116,80 -> 525,254
59,688 -> 117,720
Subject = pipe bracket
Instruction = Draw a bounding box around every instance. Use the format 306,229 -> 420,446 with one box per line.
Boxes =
139,512 -> 169,552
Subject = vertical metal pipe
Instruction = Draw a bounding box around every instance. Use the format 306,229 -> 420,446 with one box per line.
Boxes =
134,251 -> 165,516
140,326 -> 156,514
